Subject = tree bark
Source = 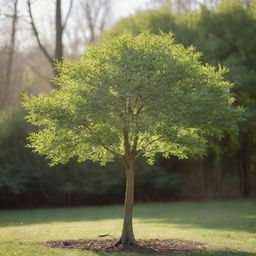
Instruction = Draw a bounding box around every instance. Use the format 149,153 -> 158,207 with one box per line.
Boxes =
239,132 -> 251,196
27,0 -> 73,83
55,0 -> 63,63
1,0 -> 18,109
116,158 -> 136,246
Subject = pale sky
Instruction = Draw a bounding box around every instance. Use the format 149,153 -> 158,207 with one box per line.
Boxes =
31,0 -> 153,23
112,0 -> 152,20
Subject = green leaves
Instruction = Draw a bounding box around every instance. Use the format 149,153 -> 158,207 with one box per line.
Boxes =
23,32 -> 243,165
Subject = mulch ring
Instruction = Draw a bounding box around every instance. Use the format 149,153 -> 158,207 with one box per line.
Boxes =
40,238 -> 207,254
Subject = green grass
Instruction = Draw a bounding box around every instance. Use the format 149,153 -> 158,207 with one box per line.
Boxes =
0,200 -> 255,256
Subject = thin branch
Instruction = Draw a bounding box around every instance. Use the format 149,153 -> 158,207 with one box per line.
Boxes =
27,0 -> 53,65
132,135 -> 139,154
81,124 -> 124,161
84,2 -> 96,43
38,181 -> 55,204
136,136 -> 164,159
24,60 -> 51,82
62,0 -> 73,31
99,2 -> 110,32
123,128 -> 131,157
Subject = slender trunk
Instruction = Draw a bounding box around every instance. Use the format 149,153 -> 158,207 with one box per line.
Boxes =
238,131 -> 252,197
240,133 -> 251,196
117,159 -> 136,246
2,0 -> 18,108
54,0 -> 63,77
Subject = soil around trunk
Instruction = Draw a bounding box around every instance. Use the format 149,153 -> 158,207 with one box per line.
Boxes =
40,238 -> 206,254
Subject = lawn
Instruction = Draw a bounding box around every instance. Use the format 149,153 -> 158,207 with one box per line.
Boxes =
0,200 -> 255,256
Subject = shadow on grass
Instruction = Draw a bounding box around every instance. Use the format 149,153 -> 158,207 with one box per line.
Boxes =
1,240 -> 256,256
0,200 -> 255,234
94,251 -> 256,256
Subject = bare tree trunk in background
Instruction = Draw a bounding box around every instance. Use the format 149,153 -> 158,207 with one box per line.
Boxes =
203,0 -> 218,10
1,0 -> 18,108
55,0 -> 63,63
27,0 -> 73,84
172,0 -> 218,13
27,0 -> 53,65
27,0 -> 111,82
54,0 -> 63,77
239,132 -> 252,196
81,0 -> 111,43
173,0 -> 196,13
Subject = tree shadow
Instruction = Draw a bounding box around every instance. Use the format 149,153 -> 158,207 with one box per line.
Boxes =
94,251 -> 256,256
134,200 -> 256,233
1,240 -> 255,256
0,204 -> 123,227
0,200 -> 255,234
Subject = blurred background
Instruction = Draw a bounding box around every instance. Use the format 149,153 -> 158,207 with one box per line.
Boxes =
0,0 -> 255,209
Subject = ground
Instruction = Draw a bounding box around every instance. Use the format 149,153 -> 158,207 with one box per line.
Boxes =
0,200 -> 255,256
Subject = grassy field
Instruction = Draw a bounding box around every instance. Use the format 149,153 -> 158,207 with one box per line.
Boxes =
0,200 -> 255,256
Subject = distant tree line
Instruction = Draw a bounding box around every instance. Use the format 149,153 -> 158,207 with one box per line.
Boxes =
102,0 -> 256,198
0,0 -> 255,208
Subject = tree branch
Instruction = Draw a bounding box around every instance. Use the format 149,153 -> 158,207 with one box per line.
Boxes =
81,124 -> 124,162
99,2 -> 110,32
123,128 -> 131,157
62,0 -> 73,31
27,0 -> 53,65
135,136 -> 164,159
23,59 -> 51,82
131,135 -> 139,155
84,2 -> 96,43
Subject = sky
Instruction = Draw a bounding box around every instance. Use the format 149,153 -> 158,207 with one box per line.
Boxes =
31,0 -> 153,23
111,0 -> 151,20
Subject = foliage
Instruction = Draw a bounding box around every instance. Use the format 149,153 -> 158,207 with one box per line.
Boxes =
100,0 -> 256,195
0,108 -> 37,195
23,32 -> 242,168
0,107 -> 180,208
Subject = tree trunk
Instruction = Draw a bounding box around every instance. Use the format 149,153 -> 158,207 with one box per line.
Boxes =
240,132 -> 251,196
54,0 -> 63,77
1,0 -> 18,109
117,159 -> 136,246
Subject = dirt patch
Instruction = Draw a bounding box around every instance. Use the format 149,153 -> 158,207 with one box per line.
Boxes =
41,238 -> 206,254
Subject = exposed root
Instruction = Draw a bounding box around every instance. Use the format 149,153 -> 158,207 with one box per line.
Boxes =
41,238 -> 207,254
114,239 -> 121,247
114,237 -> 137,247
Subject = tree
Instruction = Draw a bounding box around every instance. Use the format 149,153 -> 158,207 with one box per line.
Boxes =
23,32 -> 242,246
27,0 -> 73,79
0,0 -> 19,109
192,1 -> 256,196
80,0 -> 112,43
101,0 -> 256,196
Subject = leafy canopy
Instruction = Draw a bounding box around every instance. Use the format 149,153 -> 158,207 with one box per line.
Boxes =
23,32 -> 242,166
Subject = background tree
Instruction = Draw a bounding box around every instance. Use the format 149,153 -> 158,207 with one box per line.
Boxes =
80,0 -> 112,43
23,33 -> 242,245
101,0 -> 256,197
4,0 -> 18,107
0,0 -> 19,109
27,0 -> 73,80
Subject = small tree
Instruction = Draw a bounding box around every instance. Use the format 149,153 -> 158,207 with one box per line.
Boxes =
23,33 -> 242,246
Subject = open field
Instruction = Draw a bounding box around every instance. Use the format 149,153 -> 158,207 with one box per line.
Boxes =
0,200 -> 255,256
